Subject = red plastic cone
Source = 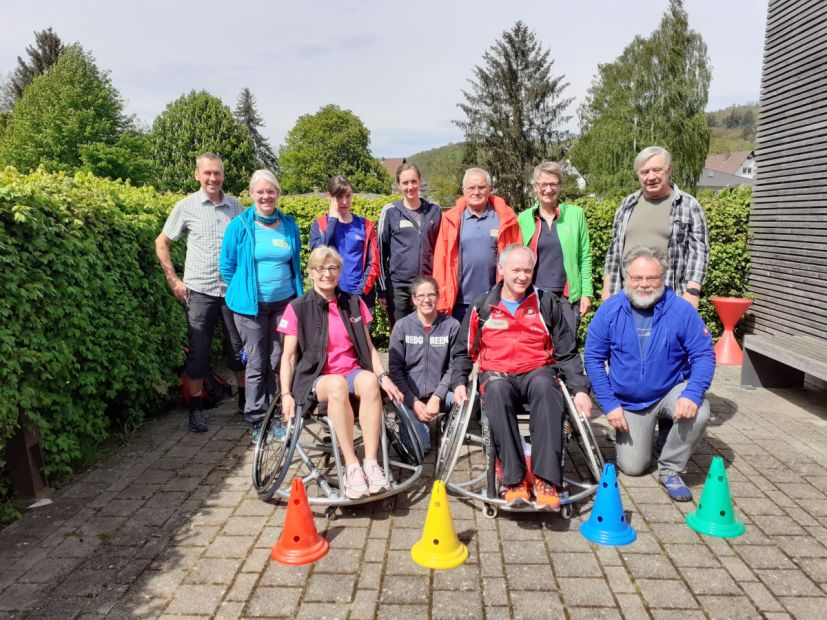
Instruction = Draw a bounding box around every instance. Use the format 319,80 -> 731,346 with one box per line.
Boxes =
271,478 -> 329,565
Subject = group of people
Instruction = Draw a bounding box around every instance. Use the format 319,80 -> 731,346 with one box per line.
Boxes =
157,144 -> 715,505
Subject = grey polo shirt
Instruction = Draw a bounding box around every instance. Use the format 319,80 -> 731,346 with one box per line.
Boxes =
458,203 -> 499,304
162,189 -> 244,296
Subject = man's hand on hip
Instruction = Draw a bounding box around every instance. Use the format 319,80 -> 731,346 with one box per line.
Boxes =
674,397 -> 698,420
606,406 -> 628,432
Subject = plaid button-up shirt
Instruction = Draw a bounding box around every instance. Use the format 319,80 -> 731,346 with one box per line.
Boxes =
162,189 -> 244,296
603,184 -> 709,297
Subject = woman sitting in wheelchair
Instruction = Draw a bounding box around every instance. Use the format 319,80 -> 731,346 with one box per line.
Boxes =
452,244 -> 593,508
388,276 -> 461,453
278,246 -> 404,499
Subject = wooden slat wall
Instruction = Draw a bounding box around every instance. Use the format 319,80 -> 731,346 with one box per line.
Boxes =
744,0 -> 827,341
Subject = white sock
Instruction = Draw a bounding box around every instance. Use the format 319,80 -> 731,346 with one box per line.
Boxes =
363,459 -> 378,468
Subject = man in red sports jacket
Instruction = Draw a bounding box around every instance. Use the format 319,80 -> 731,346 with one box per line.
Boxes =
452,244 -> 593,508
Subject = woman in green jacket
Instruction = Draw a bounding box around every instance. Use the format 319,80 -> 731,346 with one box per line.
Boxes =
517,161 -> 592,336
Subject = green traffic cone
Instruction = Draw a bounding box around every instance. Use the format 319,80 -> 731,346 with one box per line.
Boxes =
686,456 -> 745,538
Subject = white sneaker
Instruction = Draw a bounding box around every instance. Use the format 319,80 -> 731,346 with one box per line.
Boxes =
362,460 -> 389,494
344,464 -> 368,499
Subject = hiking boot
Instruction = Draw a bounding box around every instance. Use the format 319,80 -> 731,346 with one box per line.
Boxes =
343,464 -> 368,499
362,460 -> 389,494
189,408 -> 208,433
251,418 -> 287,445
660,471 -> 692,502
533,478 -> 561,509
503,479 -> 531,504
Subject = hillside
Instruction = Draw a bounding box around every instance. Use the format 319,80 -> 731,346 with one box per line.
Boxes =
408,143 -> 466,206
706,103 -> 758,154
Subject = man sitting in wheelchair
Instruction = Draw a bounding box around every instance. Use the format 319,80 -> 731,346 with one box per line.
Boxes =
279,247 -> 404,499
452,244 -> 593,508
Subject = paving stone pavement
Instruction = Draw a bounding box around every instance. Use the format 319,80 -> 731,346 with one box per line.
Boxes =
1,365 -> 826,619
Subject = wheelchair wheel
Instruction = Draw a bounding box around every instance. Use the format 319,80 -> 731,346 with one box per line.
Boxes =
435,374 -> 477,481
560,383 -> 605,483
252,399 -> 301,501
384,400 -> 424,466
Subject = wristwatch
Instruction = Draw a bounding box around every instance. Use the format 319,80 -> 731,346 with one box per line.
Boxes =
377,372 -> 389,384
685,287 -> 701,297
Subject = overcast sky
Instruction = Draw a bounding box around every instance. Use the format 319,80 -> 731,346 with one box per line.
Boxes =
2,0 -> 768,158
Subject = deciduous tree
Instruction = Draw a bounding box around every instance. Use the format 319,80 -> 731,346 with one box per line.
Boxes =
0,45 -> 127,174
571,0 -> 710,195
455,21 -> 572,211
279,104 -> 391,194
148,90 -> 256,194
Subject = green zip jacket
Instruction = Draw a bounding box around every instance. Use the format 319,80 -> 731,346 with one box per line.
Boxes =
517,201 -> 593,302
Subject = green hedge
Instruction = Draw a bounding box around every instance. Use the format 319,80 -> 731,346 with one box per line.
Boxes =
0,168 -> 186,518
0,174 -> 750,519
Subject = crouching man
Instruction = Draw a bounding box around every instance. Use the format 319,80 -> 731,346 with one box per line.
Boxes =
452,244 -> 592,508
585,246 -> 715,501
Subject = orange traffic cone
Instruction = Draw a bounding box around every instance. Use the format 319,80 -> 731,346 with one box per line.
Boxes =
271,478 -> 329,565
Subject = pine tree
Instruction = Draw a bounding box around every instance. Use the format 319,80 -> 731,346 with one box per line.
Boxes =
234,87 -> 279,173
455,21 -> 572,211
1,28 -> 65,111
571,0 -> 710,195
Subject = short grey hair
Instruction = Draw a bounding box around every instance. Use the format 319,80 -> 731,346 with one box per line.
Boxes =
531,161 -> 563,185
196,152 -> 224,171
306,246 -> 343,280
462,167 -> 492,188
249,169 -> 281,193
498,243 -> 535,268
633,146 -> 672,175
622,246 -> 670,278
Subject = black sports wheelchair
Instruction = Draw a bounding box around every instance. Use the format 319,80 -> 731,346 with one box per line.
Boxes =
435,368 -> 605,519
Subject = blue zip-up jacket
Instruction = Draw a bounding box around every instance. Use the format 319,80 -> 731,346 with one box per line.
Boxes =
219,206 -> 303,316
584,287 -> 714,413
377,199 -> 441,292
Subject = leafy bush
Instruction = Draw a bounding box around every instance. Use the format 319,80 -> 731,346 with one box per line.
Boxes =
0,168 -> 185,514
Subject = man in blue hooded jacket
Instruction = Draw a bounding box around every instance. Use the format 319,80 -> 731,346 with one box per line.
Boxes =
584,246 -> 715,501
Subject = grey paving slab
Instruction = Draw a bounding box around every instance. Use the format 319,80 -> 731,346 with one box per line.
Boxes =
1,365 -> 826,618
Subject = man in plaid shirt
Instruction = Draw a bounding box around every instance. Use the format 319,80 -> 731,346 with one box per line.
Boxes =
601,146 -> 709,310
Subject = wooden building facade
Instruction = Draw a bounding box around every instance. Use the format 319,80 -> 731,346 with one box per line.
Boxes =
741,0 -> 827,387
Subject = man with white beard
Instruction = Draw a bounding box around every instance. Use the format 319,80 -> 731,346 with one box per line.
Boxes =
584,246 -> 715,502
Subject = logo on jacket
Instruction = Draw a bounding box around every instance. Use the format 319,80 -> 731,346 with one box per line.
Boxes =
350,316 -> 362,324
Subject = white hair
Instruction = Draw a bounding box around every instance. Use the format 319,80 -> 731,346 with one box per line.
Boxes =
248,169 -> 281,193
634,146 -> 672,174
462,167 -> 492,188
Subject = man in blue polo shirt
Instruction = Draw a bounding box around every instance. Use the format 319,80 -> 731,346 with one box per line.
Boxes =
584,246 -> 715,502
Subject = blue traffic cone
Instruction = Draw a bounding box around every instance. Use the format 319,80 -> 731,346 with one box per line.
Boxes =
580,463 -> 637,546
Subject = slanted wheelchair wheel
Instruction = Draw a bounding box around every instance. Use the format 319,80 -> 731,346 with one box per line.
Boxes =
560,383 -> 605,483
252,399 -> 301,501
435,374 -> 477,482
384,400 -> 424,466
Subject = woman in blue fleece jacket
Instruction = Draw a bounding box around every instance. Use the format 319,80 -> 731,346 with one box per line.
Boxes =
219,170 -> 303,440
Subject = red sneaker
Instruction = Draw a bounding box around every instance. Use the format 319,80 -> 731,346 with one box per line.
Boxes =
534,478 -> 560,509
504,479 -> 531,504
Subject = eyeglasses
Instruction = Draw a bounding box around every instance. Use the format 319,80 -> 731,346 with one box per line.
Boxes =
312,266 -> 340,274
463,185 -> 489,193
534,181 -> 560,190
628,275 -> 662,284
413,293 -> 438,301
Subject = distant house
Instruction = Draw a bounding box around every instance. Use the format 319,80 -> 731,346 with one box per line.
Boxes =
380,157 -> 406,188
697,150 -> 757,190
705,150 -> 756,178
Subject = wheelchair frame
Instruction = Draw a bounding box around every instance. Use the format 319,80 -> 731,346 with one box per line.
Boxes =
252,394 -> 424,506
435,369 -> 605,519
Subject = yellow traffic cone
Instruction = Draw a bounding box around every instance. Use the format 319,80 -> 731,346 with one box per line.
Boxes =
411,480 -> 468,569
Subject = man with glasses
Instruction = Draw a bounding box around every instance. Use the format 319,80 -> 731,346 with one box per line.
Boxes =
433,167 -> 521,322
601,146 -> 709,454
584,246 -> 715,502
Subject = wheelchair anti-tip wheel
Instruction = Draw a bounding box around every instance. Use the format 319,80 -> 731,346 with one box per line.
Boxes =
252,398 -> 301,501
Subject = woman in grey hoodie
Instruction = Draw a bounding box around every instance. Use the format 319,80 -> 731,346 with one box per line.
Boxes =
388,276 -> 460,451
